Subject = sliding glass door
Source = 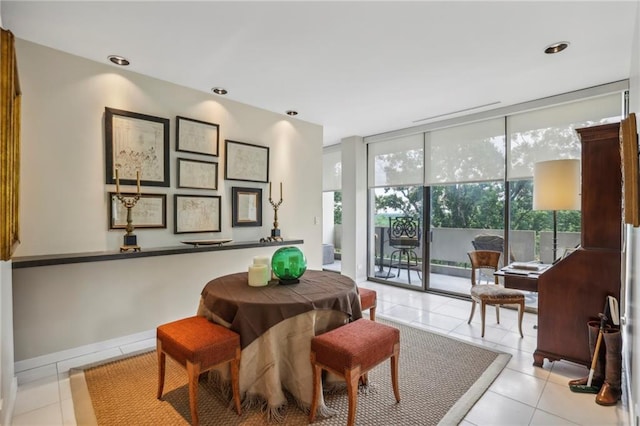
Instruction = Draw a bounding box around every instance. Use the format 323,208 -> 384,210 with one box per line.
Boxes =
364,89 -> 625,302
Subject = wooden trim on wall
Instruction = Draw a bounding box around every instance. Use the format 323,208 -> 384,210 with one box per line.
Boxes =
0,28 -> 22,260
620,112 -> 639,227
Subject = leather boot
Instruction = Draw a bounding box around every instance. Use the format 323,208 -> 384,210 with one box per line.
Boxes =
596,328 -> 622,406
568,320 -> 606,388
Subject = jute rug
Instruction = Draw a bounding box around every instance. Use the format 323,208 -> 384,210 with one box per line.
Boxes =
70,318 -> 510,425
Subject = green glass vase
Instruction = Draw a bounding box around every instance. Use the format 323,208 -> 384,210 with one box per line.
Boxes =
271,247 -> 307,284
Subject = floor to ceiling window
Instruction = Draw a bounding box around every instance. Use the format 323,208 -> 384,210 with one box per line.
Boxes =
507,94 -> 622,264
362,85 -> 625,309
367,134 -> 424,288
426,118 -> 506,297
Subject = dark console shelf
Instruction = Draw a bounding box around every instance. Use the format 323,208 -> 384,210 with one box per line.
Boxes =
11,239 -> 304,269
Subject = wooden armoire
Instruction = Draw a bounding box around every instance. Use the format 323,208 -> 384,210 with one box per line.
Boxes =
533,122 -> 622,367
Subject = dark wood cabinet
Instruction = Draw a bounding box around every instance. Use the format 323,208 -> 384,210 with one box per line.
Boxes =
533,122 -> 622,367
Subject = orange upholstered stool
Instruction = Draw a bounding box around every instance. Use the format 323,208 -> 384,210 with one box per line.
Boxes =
157,316 -> 241,425
358,287 -> 377,321
309,318 -> 400,426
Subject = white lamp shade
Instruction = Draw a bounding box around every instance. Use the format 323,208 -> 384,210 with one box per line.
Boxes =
533,159 -> 581,211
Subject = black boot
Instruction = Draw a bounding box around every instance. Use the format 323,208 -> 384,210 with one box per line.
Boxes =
596,328 -> 622,406
568,320 -> 606,388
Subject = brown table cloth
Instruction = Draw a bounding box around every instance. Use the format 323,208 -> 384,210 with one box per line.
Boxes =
196,270 -> 363,419
199,269 -> 363,348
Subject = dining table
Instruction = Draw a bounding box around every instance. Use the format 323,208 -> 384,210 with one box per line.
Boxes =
196,269 -> 363,420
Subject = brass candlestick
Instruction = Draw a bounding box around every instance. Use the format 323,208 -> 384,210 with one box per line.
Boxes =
262,181 -> 284,242
115,169 -> 142,252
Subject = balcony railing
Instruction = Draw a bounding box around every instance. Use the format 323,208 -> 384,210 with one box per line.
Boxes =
329,224 -> 580,276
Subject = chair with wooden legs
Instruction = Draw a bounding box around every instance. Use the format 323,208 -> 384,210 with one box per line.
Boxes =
467,250 -> 524,338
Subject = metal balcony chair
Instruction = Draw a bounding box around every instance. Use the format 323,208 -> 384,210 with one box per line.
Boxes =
386,216 -> 421,283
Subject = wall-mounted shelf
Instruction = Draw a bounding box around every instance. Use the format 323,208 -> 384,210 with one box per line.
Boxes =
11,239 -> 304,269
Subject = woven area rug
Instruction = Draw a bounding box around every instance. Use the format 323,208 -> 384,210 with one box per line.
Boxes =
70,318 -> 510,425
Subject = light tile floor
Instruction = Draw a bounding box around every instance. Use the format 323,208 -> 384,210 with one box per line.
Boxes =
11,281 -> 630,425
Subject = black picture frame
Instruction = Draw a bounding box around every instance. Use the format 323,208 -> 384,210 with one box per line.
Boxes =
224,139 -> 269,183
232,187 -> 262,227
176,116 -> 219,157
105,107 -> 170,187
177,158 -> 218,190
108,192 -> 167,229
174,194 -> 222,234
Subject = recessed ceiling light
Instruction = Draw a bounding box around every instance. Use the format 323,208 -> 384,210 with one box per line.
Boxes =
211,87 -> 228,95
286,110 -> 298,116
544,41 -> 570,54
107,55 -> 130,66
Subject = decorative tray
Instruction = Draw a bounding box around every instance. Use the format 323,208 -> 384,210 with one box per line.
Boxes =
180,239 -> 233,247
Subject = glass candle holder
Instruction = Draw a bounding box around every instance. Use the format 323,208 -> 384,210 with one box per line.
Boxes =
271,246 -> 307,284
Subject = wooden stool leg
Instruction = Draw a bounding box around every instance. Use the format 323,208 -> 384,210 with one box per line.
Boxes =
369,306 -> 376,321
495,304 -> 501,324
187,360 -> 201,426
309,352 -> 321,423
391,342 -> 400,403
230,348 -> 242,415
359,372 -> 369,386
156,340 -> 166,399
346,366 -> 361,426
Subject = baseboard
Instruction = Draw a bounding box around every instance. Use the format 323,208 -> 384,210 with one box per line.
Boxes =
14,329 -> 155,375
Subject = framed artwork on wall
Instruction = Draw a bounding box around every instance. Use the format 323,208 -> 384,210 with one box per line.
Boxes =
105,107 -> 170,187
176,116 -> 219,157
174,194 -> 221,233
108,192 -> 167,229
620,112 -> 639,226
232,187 -> 262,227
0,29 -> 20,260
177,158 -> 218,190
224,139 -> 269,183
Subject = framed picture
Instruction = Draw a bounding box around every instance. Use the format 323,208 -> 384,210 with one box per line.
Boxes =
176,116 -> 219,157
620,112 -> 639,226
177,158 -> 218,190
232,187 -> 262,227
105,107 -> 170,187
108,192 -> 167,229
224,140 -> 269,183
174,194 -> 221,234
0,29 -> 20,260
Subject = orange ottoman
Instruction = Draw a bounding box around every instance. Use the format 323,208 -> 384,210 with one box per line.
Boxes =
309,318 -> 400,426
358,287 -> 377,321
157,316 -> 241,426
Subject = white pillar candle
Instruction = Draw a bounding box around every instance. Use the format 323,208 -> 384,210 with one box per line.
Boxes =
253,256 -> 270,266
248,264 -> 268,287
253,256 -> 271,282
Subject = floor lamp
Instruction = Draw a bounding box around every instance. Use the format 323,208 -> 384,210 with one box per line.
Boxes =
533,159 -> 581,262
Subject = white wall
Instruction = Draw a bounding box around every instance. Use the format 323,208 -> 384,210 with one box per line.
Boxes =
11,39 -> 323,363
14,40 -> 322,257
0,262 -> 15,426
340,136 -> 367,282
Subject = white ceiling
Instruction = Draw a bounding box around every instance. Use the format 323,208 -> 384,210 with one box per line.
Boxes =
2,1 -> 638,146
